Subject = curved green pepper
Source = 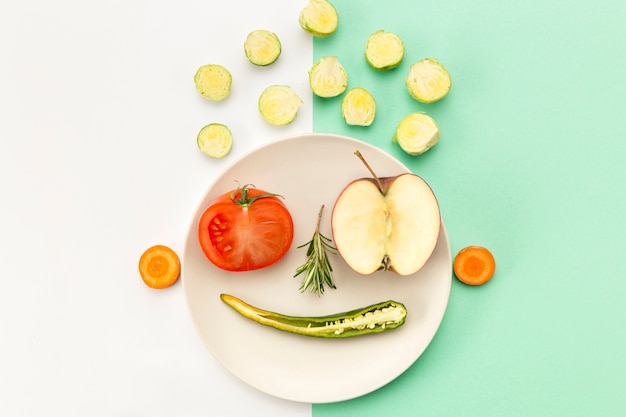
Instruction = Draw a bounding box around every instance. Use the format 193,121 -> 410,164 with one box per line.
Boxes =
220,294 -> 407,338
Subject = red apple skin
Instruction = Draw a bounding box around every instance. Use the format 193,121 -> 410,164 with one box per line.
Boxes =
377,176 -> 396,195
331,173 -> 441,276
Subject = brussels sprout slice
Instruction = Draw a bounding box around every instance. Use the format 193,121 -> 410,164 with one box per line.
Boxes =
309,56 -> 348,98
299,0 -> 338,37
193,64 -> 232,101
405,58 -> 451,103
365,30 -> 404,71
393,112 -> 440,155
258,85 -> 303,126
244,29 -> 282,66
341,87 -> 376,126
197,123 -> 233,158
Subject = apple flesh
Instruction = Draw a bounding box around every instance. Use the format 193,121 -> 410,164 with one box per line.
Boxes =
331,173 -> 440,276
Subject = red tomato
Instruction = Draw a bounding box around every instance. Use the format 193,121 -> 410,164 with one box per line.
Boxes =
198,184 -> 294,271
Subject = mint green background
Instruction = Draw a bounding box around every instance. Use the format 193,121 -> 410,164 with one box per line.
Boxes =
312,0 -> 626,415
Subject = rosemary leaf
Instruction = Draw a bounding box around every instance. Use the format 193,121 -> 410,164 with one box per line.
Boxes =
293,205 -> 337,296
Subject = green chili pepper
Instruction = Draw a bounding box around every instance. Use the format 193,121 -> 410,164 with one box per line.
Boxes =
220,294 -> 407,338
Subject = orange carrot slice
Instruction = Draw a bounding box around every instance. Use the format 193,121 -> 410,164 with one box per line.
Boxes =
138,245 -> 181,289
453,246 -> 495,286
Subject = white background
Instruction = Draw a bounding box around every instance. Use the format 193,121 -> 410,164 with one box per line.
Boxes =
0,1 -> 312,415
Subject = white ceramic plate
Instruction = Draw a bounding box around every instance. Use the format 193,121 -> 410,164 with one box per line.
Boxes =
182,133 -> 451,403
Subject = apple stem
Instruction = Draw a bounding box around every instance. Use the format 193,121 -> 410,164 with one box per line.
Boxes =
354,150 -> 384,193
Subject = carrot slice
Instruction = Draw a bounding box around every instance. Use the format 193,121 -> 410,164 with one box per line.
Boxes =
138,245 -> 181,289
453,246 -> 495,286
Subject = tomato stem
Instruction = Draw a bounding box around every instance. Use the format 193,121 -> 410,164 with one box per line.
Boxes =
230,183 -> 283,207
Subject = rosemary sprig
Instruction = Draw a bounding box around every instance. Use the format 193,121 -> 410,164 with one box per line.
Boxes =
293,205 -> 337,296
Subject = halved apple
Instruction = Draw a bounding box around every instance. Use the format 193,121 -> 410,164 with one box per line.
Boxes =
331,163 -> 440,276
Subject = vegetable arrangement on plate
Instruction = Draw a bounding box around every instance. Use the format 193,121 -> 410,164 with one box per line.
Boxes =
194,149 -> 446,337
138,1 -> 496,346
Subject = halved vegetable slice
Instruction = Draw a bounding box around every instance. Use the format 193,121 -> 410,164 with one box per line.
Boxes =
309,56 -> 348,98
221,294 -> 407,338
244,30 -> 281,66
299,0 -> 338,37
454,246 -> 496,286
365,30 -> 404,71
405,58 -> 451,103
194,64 -> 232,101
341,87 -> 376,126
393,112 -> 440,155
138,245 -> 180,289
258,85 -> 303,126
197,123 -> 233,158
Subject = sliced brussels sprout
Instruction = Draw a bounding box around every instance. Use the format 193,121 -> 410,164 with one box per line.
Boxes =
365,30 -> 404,71
405,58 -> 451,103
309,56 -> 348,98
299,0 -> 338,37
341,87 -> 376,126
393,112 -> 440,155
244,30 -> 282,66
197,123 -> 233,158
258,85 -> 303,126
194,64 -> 232,101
